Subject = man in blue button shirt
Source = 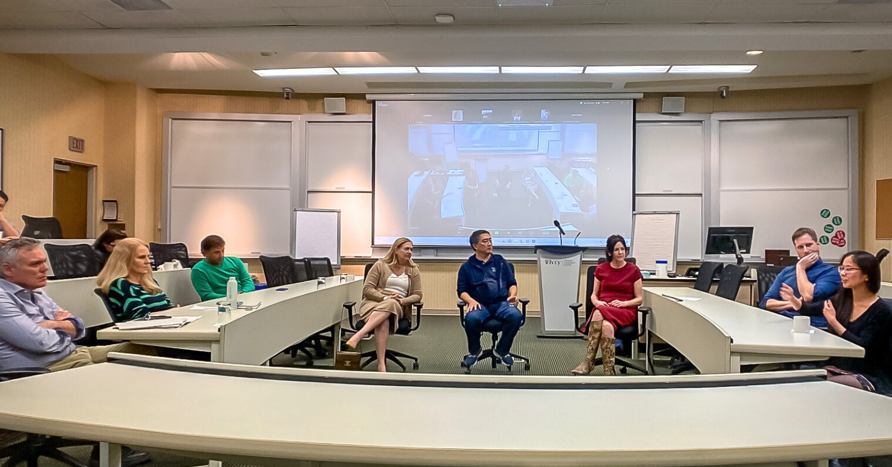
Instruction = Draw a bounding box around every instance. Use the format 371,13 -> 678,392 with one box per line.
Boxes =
759,227 -> 841,327
457,230 -> 523,367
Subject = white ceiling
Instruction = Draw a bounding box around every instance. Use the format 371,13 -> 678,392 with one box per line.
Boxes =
2,0 -> 892,93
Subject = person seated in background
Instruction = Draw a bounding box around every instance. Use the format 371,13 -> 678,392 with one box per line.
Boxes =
0,237 -> 153,466
96,238 -> 173,322
92,228 -> 128,269
0,190 -> 21,240
457,230 -> 523,367
760,227 -> 841,327
571,234 -> 643,376
191,234 -> 254,301
345,237 -> 422,372
781,249 -> 892,396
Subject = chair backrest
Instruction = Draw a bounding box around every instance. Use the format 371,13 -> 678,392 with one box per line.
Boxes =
715,264 -> 748,300
582,263 -> 639,338
693,261 -> 724,292
305,257 -> 334,279
259,255 -> 297,288
94,288 -> 120,323
597,257 -> 636,265
148,242 -> 190,269
44,243 -> 100,279
756,264 -> 786,304
21,216 -> 63,239
293,258 -> 311,283
364,262 -> 374,277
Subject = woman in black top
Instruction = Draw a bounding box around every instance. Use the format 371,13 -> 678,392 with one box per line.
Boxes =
92,229 -> 128,269
782,249 -> 892,394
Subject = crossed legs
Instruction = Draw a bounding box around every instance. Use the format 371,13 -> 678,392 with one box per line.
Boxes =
571,308 -> 617,375
346,309 -> 393,372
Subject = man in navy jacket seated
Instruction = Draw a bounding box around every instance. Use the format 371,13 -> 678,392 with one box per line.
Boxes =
457,230 -> 523,367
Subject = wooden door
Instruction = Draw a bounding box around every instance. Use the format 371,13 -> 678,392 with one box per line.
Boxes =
53,162 -> 90,238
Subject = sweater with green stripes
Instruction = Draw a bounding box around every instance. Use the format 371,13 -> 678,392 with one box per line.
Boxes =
107,277 -> 173,322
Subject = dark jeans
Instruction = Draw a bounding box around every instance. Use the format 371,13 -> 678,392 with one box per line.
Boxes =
464,301 -> 523,356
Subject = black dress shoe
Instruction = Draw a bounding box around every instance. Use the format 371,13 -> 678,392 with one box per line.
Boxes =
90,444 -> 152,467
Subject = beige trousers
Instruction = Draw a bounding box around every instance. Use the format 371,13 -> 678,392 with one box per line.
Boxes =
47,343 -> 156,372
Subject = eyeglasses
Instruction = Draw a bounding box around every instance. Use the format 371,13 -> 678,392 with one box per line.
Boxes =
838,266 -> 861,275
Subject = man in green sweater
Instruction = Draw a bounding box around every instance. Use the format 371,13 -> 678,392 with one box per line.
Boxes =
190,235 -> 254,301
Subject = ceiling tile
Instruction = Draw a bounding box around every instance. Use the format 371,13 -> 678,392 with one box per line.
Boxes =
494,5 -> 606,23
389,7 -> 499,24
718,0 -> 835,3
707,3 -> 830,22
81,9 -> 198,28
162,0 -> 282,9
0,0 -> 124,11
553,0 -> 608,5
817,4 -> 892,22
0,11 -> 105,29
274,0 -> 387,6
606,0 -> 716,4
283,6 -> 395,24
602,3 -> 715,22
177,8 -> 295,27
385,0 -> 497,6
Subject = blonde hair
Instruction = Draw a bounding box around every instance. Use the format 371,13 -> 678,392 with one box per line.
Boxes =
383,237 -> 416,267
96,238 -> 161,294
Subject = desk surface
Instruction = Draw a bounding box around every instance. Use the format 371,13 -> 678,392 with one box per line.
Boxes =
1,359 -> 892,466
881,282 -> 892,299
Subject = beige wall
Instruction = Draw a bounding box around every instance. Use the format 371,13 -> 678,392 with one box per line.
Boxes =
864,76 -> 892,279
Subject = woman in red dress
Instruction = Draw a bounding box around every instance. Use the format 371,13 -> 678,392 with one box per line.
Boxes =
572,234 -> 643,375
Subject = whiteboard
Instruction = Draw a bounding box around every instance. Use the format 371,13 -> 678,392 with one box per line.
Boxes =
294,209 -> 341,267
719,189 -> 850,261
635,196 -> 702,261
306,122 -> 372,191
308,192 -> 372,257
169,187 -> 292,256
630,211 -> 679,274
636,122 -> 703,194
170,120 -> 292,188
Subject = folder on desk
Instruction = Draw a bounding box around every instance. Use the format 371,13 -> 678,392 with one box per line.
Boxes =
115,316 -> 200,330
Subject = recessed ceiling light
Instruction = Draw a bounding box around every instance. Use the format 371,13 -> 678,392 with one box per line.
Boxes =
501,66 -> 584,74
585,66 -> 669,74
418,66 -> 500,74
334,67 -> 418,75
668,65 -> 757,74
253,67 -> 337,77
435,14 -> 454,24
746,50 -> 764,56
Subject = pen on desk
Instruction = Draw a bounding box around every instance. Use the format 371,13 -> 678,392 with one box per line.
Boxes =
662,294 -> 683,302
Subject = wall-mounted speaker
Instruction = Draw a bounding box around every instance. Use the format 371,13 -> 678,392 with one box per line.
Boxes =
324,97 -> 347,114
661,97 -> 685,114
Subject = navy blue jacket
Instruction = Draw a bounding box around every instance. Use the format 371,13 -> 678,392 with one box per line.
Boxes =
457,254 -> 516,306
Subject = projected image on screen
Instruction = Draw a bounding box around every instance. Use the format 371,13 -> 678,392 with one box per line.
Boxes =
375,100 -> 633,247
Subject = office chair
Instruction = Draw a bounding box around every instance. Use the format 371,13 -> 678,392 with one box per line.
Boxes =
0,367 -> 90,467
148,242 -> 189,269
715,264 -> 748,301
341,263 -> 422,371
693,261 -> 724,292
570,264 -> 650,375
457,264 -> 531,373
44,243 -> 101,279
293,258 -> 311,283
756,264 -> 786,304
20,215 -> 63,239
94,288 -> 122,324
305,257 -> 334,279
258,255 -> 320,364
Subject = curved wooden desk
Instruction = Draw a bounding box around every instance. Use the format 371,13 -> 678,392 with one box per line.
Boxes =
644,287 -> 863,374
2,355 -> 892,467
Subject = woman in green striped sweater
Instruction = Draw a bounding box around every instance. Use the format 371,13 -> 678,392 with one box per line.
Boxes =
96,238 -> 173,322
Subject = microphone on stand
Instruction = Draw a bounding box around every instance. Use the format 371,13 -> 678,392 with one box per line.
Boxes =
553,220 -> 565,245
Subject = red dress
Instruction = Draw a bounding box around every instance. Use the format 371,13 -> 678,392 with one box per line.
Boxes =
592,261 -> 642,329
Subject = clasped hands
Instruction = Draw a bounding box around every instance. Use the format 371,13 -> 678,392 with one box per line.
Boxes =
464,295 -> 518,312
780,283 -> 838,324
382,292 -> 403,304
593,299 -> 626,308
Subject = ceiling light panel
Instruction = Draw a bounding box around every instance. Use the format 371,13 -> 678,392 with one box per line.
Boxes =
417,66 -> 500,74
585,66 -> 669,74
335,67 -> 418,75
254,68 -> 337,77
501,66 -> 584,74
669,65 -> 757,74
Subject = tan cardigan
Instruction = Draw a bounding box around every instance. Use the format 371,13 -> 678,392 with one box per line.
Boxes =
358,259 -> 423,318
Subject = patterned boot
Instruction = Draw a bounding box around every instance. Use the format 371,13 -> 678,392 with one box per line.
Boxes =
571,320 -> 602,375
600,337 -> 616,376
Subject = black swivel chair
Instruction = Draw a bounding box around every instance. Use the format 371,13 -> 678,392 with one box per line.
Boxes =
94,288 -> 121,323
44,243 -> 100,279
715,264 -> 749,301
258,255 -> 321,364
457,264 -> 531,373
303,257 -> 338,351
148,242 -> 190,269
693,261 -> 724,292
341,263 -> 423,371
570,263 -> 650,375
20,216 -> 63,239
0,368 -> 90,467
756,264 -> 786,304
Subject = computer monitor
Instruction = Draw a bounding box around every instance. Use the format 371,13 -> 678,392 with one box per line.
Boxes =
705,226 -> 754,265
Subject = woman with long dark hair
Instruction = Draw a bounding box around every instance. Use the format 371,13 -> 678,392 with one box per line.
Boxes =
782,249 -> 892,394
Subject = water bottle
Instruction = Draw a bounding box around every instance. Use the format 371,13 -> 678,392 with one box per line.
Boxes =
227,276 -> 238,311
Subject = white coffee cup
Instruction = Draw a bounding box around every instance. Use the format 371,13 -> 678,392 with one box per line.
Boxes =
792,315 -> 811,333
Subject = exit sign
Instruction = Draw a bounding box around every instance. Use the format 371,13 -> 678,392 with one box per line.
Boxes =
69,136 -> 85,153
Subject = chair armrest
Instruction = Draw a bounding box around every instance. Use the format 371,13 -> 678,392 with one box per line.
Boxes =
569,302 -> 584,333
518,298 -> 529,326
410,302 -> 423,332
0,367 -> 48,382
342,301 -> 358,331
636,306 -> 651,338
457,300 -> 466,327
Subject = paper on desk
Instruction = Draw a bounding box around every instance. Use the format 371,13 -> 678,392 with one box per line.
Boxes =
115,316 -> 201,330
190,305 -> 218,311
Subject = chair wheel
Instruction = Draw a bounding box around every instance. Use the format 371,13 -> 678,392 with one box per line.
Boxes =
413,362 -> 419,370
463,367 -> 471,374
506,366 -> 513,374
525,363 -> 531,371
620,367 -> 628,374
317,350 -> 327,358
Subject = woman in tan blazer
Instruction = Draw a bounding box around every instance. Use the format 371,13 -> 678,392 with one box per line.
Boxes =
345,237 -> 422,372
